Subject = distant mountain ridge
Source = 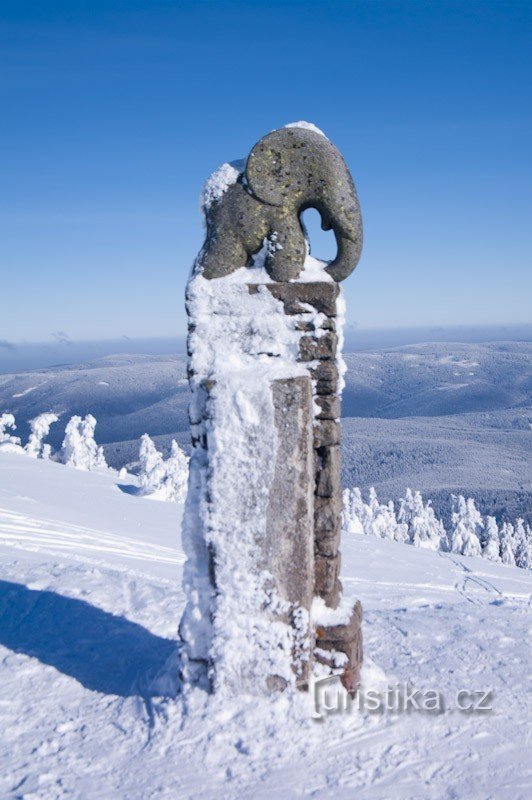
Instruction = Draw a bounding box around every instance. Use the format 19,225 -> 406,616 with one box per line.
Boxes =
0,341 -> 530,522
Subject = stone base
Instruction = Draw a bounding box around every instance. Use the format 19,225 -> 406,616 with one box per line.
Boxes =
315,600 -> 363,694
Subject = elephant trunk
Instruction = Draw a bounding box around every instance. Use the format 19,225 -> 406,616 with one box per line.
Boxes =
326,223 -> 363,282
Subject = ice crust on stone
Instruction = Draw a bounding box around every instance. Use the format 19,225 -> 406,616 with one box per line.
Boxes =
181,268 -> 345,695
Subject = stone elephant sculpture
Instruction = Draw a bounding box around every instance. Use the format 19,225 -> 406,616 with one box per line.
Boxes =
198,125 -> 363,282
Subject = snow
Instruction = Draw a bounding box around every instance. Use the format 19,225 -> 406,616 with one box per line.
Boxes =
285,120 -> 328,139
200,162 -> 241,211
294,254 -> 334,282
12,385 -> 40,398
0,451 -> 530,798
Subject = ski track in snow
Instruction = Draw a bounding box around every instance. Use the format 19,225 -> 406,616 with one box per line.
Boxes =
0,453 -> 530,799
0,507 -> 184,568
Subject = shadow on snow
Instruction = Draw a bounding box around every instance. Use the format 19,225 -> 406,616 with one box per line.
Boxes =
0,579 -> 177,697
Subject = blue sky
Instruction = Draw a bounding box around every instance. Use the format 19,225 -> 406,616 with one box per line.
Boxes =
1,0 -> 531,344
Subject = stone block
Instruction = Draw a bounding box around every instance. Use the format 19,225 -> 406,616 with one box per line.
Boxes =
299,332 -> 338,362
315,445 -> 340,498
314,395 -> 340,420
314,494 -> 342,532
315,553 -> 340,599
315,527 -> 341,557
265,376 -> 315,612
310,361 -> 338,395
314,420 -> 340,448
248,282 -> 339,317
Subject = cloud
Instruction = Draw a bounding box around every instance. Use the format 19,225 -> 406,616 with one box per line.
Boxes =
51,331 -> 71,345
0,339 -> 16,351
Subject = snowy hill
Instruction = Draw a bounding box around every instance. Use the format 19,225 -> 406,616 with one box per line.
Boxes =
0,451 -> 530,799
0,341 -> 530,521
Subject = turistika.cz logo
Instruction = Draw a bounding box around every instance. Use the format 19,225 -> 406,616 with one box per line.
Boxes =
310,674 -> 494,720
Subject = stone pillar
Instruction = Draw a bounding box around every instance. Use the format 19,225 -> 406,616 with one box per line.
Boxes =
179,122 -> 364,696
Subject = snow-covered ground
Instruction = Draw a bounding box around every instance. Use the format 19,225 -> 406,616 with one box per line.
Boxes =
0,451 -> 530,799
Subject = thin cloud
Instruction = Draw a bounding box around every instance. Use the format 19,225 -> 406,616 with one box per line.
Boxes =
51,331 -> 71,345
0,340 -> 16,351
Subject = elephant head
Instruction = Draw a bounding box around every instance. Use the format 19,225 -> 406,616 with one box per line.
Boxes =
198,125 -> 362,282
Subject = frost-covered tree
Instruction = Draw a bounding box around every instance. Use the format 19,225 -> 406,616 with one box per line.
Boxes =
161,440 -> 189,503
0,413 -> 21,445
347,487 -> 375,535
513,519 -> 531,570
342,488 -> 364,534
450,495 -> 482,557
61,414 -> 108,470
137,435 -> 189,502
370,495 -> 398,540
0,412 -> 24,454
409,491 -> 445,550
397,488 -> 415,544
25,412 -> 58,459
499,522 -> 516,566
482,516 -> 501,562
396,489 -> 444,549
138,434 -> 167,495
343,487 -> 409,541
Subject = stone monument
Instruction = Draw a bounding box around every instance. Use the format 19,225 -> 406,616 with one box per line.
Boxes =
179,122 -> 363,696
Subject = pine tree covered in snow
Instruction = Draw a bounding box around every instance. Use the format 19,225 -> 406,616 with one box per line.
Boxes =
162,440 -> 189,503
61,415 -> 108,471
138,434 -> 166,495
0,413 -> 21,445
499,523 -> 516,566
25,412 -> 58,459
0,412 -> 24,454
137,434 -> 189,502
342,487 -> 371,535
409,491 -> 445,550
513,519 -> 531,570
342,486 -> 530,570
482,516 -> 501,562
396,489 -> 444,549
450,495 -> 482,557
397,488 -> 415,541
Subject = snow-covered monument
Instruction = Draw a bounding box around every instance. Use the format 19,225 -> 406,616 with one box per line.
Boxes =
179,123 -> 364,695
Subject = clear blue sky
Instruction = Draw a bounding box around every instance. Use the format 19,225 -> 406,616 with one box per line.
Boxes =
1,0 -> 531,344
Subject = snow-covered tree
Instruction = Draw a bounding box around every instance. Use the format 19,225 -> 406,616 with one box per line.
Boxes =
499,522 -> 516,566
342,488 -> 364,534
161,440 -> 189,503
342,487 -> 373,535
342,484 -> 529,570
0,412 -> 24,454
0,412 -> 21,445
25,412 -> 58,459
393,510 -> 410,544
138,434 -> 167,495
450,495 -> 482,557
61,414 -> 108,471
370,496 -> 398,540
482,516 -> 501,562
397,488 -> 415,543
396,489 -> 444,549
513,519 -> 531,570
137,435 -> 189,502
410,491 -> 445,550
